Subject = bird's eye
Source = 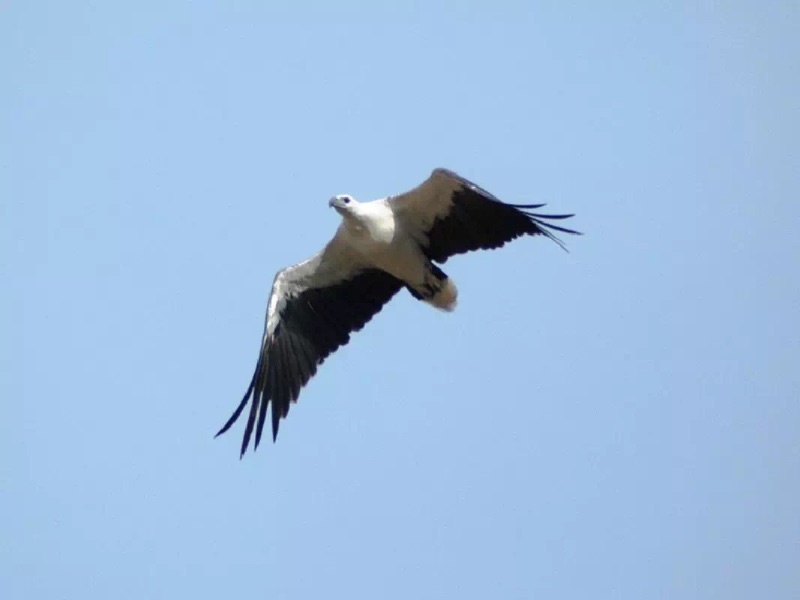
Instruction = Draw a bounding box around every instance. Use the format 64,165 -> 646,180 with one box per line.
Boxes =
342,197 -> 350,204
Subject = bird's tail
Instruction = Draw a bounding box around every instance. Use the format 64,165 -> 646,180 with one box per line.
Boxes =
429,276 -> 457,311
406,263 -> 458,311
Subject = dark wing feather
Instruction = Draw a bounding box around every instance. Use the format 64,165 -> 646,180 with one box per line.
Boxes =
390,168 -> 581,263
425,186 -> 581,262
216,268 -> 403,457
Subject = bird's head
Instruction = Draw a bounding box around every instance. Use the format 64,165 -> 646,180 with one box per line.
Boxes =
329,194 -> 358,216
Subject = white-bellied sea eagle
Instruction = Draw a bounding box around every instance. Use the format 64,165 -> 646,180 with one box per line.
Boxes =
216,168 -> 580,457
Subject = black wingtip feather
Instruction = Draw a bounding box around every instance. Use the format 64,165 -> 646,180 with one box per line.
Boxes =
508,202 -> 547,209
525,212 -> 582,234
241,390 -> 260,457
215,368 -> 257,438
271,397 -> 281,443
253,369 -> 270,451
517,207 -> 582,252
540,222 -> 583,235
528,212 -> 576,220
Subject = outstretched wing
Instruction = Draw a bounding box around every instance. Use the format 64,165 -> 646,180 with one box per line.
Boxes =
388,168 -> 581,263
216,238 -> 403,457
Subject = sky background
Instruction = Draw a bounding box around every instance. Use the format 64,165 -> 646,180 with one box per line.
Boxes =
3,1 -> 799,598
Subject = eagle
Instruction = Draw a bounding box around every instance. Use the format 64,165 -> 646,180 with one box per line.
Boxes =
216,168 -> 580,456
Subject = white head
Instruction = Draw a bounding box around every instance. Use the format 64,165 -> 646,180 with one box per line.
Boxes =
328,194 -> 359,216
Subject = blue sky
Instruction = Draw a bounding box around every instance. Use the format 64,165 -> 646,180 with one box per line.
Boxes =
4,1 -> 799,598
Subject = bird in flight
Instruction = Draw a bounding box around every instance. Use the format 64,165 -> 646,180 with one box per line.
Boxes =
216,168 -> 580,457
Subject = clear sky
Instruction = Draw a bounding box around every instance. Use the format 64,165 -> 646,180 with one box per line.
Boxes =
4,1 -> 799,599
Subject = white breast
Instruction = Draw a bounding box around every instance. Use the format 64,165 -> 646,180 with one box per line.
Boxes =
358,200 -> 396,244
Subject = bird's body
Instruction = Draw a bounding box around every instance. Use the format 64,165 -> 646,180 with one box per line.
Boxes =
217,168 -> 580,456
334,199 -> 457,310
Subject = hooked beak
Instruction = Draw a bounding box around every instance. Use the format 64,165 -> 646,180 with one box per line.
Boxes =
328,197 -> 337,208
